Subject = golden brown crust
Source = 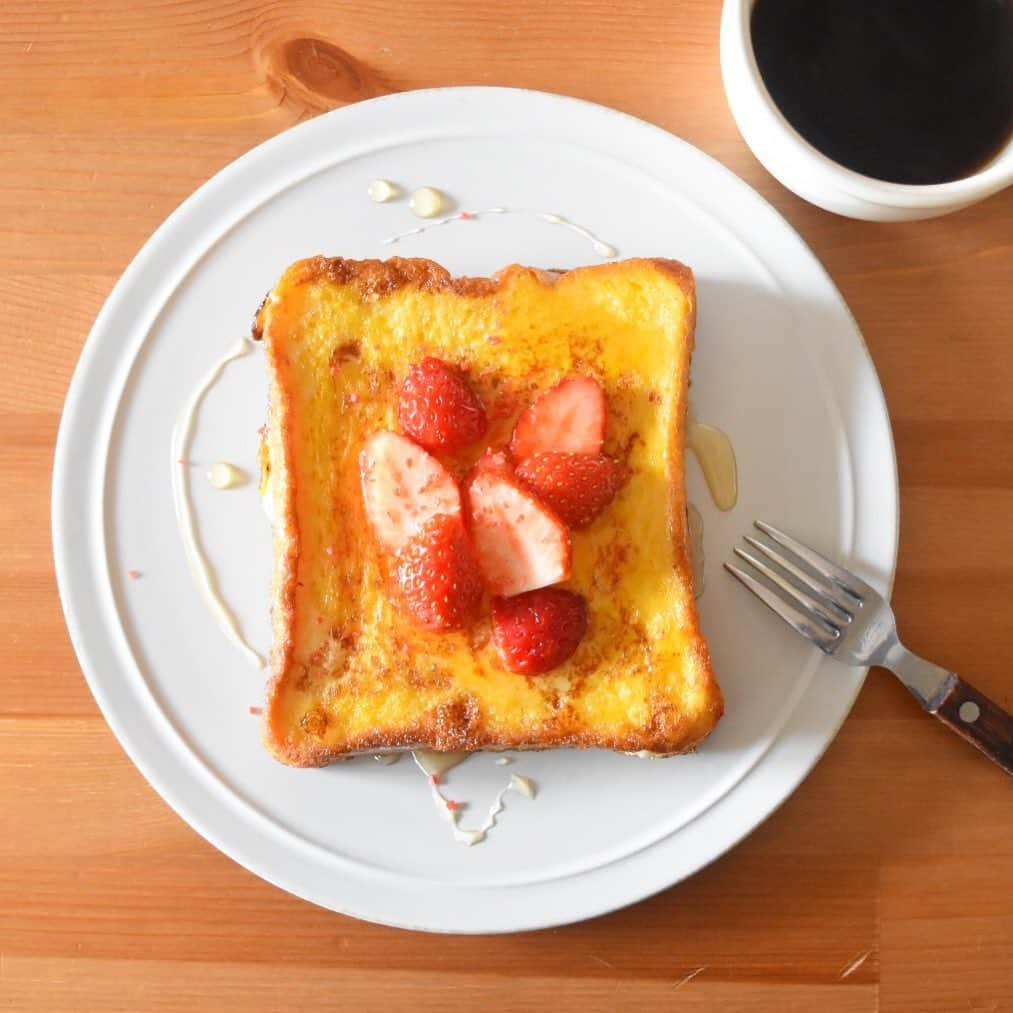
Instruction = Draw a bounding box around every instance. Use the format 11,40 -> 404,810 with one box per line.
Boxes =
258,256 -> 722,766
252,255 -> 690,335
257,256 -> 498,314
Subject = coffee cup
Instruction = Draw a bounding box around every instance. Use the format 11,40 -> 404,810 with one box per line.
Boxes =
719,0 -> 1013,221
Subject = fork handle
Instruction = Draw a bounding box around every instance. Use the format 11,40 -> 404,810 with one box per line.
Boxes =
931,676 -> 1013,776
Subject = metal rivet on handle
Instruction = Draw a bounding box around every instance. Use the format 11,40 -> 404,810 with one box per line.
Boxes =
958,701 -> 981,724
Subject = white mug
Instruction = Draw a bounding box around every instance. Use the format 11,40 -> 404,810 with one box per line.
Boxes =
719,0 -> 1013,221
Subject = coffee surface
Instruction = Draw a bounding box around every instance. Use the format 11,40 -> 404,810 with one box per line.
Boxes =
751,0 -> 1013,185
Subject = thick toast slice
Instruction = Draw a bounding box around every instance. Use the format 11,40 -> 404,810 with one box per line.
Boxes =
256,256 -> 722,766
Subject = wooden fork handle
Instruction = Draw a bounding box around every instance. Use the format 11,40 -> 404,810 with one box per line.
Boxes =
932,676 -> 1013,776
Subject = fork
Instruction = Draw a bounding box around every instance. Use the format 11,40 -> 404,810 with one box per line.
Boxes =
726,521 -> 1013,776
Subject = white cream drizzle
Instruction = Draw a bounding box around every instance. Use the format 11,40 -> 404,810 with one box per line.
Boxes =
171,337 -> 265,669
411,753 -> 534,847
509,773 -> 536,799
207,461 -> 245,490
382,207 -> 618,259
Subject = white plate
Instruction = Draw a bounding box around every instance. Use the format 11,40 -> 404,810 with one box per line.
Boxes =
52,87 -> 897,934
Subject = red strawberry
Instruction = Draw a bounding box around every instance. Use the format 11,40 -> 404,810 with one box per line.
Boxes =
360,432 -> 461,554
510,376 -> 606,459
515,452 -> 628,529
492,588 -> 588,674
399,357 -> 487,452
469,448 -> 515,480
465,468 -> 571,597
396,514 -> 483,631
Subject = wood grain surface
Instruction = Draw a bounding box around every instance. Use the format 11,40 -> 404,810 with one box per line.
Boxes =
2,1 -> 1012,1010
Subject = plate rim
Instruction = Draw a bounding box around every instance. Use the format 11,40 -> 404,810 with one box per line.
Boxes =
52,85 -> 899,933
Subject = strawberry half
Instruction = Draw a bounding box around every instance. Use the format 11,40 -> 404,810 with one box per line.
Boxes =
395,514 -> 483,631
399,356 -> 487,452
515,452 -> 628,529
360,431 -> 461,554
510,376 -> 606,459
465,468 -> 571,597
492,588 -> 588,674
469,447 -> 515,481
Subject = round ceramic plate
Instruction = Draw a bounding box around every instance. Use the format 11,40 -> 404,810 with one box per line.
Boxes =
53,87 -> 897,933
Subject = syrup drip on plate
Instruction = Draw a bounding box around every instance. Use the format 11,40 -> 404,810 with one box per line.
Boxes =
412,749 -> 470,778
687,407 -> 738,512
408,186 -> 444,218
687,502 -> 705,599
382,207 -> 617,259
684,407 -> 738,603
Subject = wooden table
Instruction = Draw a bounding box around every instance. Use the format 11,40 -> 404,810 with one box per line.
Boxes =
3,2 -> 1011,1009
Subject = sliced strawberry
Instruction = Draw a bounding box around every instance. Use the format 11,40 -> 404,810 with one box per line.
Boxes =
399,356 -> 487,452
465,469 -> 571,597
509,376 -> 606,459
492,588 -> 588,674
470,448 -> 515,480
360,432 -> 461,554
515,452 -> 628,529
395,514 -> 483,631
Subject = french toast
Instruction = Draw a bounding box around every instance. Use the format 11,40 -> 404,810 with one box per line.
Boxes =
255,256 -> 723,766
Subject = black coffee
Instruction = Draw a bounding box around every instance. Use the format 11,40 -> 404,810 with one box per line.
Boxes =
750,0 -> 1013,185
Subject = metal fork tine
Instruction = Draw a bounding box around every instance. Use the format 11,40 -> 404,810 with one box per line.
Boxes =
733,546 -> 851,627
724,563 -> 841,652
754,521 -> 868,602
743,536 -> 857,615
